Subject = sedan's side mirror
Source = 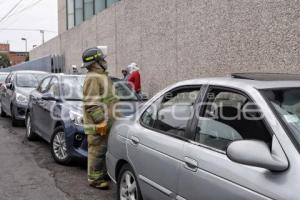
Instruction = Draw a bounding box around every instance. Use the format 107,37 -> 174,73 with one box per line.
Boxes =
226,136 -> 288,172
141,94 -> 148,101
41,93 -> 59,101
6,83 -> 13,90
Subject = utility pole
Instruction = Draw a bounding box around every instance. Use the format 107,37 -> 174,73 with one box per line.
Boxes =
40,30 -> 45,44
21,37 -> 27,52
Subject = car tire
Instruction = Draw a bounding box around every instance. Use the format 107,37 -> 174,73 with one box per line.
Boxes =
50,126 -> 72,165
117,164 -> 143,200
11,105 -> 21,127
25,114 -> 38,141
0,103 -> 6,117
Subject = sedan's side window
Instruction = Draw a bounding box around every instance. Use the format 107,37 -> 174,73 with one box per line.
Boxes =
141,103 -> 157,128
38,77 -> 52,93
195,87 -> 272,151
141,87 -> 201,138
48,78 -> 60,97
5,73 -> 12,83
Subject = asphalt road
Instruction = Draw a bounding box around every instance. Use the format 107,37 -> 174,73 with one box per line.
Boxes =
0,116 -> 116,200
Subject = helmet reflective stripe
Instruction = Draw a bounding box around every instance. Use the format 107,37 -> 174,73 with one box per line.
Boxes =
95,52 -> 102,58
85,56 -> 95,61
85,53 -> 102,61
84,53 -> 102,62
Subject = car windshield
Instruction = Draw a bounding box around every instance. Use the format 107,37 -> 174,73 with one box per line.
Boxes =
262,88 -> 300,146
16,73 -> 46,88
61,76 -> 85,100
62,76 -> 138,101
0,74 -> 8,83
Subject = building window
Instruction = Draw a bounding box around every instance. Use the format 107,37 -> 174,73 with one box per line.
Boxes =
67,0 -> 120,29
106,0 -> 119,8
84,0 -> 94,20
95,0 -> 106,13
67,0 -> 75,29
75,0 -> 83,26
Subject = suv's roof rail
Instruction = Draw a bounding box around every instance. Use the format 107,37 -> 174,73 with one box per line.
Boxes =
231,73 -> 300,81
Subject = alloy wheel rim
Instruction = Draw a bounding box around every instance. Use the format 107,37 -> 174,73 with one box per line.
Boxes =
53,131 -> 68,160
26,116 -> 31,137
120,171 -> 138,200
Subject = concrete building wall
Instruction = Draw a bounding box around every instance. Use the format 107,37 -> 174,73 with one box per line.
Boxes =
30,0 -> 300,96
58,0 -> 67,34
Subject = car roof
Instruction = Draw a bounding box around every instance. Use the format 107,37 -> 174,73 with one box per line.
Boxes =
12,70 -> 48,74
58,74 -> 85,77
50,74 -> 121,81
173,75 -> 300,90
231,73 -> 300,81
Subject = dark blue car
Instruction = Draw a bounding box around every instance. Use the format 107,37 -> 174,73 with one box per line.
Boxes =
26,74 -> 143,165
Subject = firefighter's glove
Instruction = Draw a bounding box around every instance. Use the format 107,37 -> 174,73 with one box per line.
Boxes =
96,121 -> 108,136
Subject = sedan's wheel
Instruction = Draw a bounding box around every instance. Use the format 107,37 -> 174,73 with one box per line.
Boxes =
118,164 -> 143,200
51,126 -> 72,165
25,114 -> 38,141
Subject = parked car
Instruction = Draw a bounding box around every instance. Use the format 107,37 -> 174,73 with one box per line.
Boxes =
26,74 -> 143,165
0,72 -> 9,87
107,73 -> 300,200
0,70 -> 48,126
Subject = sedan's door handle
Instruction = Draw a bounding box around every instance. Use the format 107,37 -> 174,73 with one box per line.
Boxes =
184,157 -> 198,172
131,136 -> 140,145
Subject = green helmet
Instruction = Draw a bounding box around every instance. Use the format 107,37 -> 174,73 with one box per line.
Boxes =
82,47 -> 106,68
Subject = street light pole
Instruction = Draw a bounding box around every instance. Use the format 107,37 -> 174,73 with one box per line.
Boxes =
21,37 -> 27,52
40,30 -> 45,44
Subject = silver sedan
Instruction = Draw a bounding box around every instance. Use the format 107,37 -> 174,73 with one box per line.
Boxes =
107,73 -> 300,200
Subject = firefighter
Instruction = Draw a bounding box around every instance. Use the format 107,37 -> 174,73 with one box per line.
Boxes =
82,46 -> 117,190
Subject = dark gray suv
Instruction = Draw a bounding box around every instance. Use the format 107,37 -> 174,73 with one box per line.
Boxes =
0,70 -> 48,126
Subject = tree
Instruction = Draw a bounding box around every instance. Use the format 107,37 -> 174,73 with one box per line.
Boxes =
0,53 -> 11,68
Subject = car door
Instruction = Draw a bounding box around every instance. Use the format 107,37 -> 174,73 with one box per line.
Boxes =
1,73 -> 13,114
32,76 -> 52,138
3,73 -> 14,113
127,86 -> 201,200
177,86 -> 287,200
40,76 -> 60,141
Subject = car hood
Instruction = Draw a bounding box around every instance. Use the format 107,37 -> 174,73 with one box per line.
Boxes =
65,101 -> 83,112
16,87 -> 36,97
